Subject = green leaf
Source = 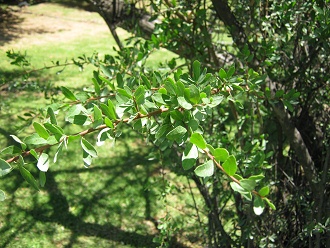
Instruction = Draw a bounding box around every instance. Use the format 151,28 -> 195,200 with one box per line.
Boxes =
264,198 -> 276,210
44,123 -> 64,135
19,163 -> 39,191
92,77 -> 101,96
93,104 -> 102,121
83,150 -> 93,168
81,138 -> 97,158
141,74 -> 151,89
227,64 -> 235,77
33,122 -> 50,140
10,135 -> 27,150
54,141 -> 64,163
230,182 -> 249,194
24,133 -> 48,146
208,95 -> 224,108
194,160 -> 214,177
164,78 -> 177,95
190,133 -> 206,149
134,85 -> 145,105
72,115 -> 92,126
258,186 -> 270,197
116,73 -> 124,88
166,126 -> 187,141
0,158 -> 12,177
222,155 -> 237,176
193,60 -> 201,81
182,143 -> 198,170
100,101 -> 117,120
240,179 -> 256,191
155,124 -> 170,139
37,153 -> 49,172
47,107 -> 57,125
104,117 -> 114,128
248,174 -> 265,182
30,149 -> 38,160
0,146 -> 22,156
178,96 -> 193,110
187,85 -> 200,104
39,171 -> 46,187
219,68 -> 227,79
176,81 -> 185,96
213,148 -> 229,162
253,196 -> 265,215
275,90 -> 284,98
0,190 -> 5,201
61,86 -> 77,101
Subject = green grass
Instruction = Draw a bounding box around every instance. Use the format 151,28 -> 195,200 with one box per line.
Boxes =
0,3 -> 205,247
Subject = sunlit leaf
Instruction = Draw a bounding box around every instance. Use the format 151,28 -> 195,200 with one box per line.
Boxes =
182,143 -> 198,170
81,138 -> 97,158
258,186 -> 270,197
253,196 -> 265,215
264,198 -> 276,210
178,96 -> 193,110
213,148 -> 229,162
240,179 -> 256,191
190,132 -> 206,149
37,153 -> 49,172
0,190 -> 5,201
222,155 -> 237,176
194,160 -> 214,177
0,158 -> 12,177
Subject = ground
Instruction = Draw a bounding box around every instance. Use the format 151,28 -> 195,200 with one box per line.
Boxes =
0,2 -> 124,48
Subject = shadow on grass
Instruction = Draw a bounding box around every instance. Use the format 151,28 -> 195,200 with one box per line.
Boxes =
51,0 -> 96,12
0,7 -> 25,45
0,140 -> 190,247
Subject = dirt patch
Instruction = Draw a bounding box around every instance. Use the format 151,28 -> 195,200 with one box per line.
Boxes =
0,3 -> 117,48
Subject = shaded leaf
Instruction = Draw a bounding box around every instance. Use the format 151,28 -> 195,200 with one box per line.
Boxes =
166,126 -> 187,141
39,171 -> 46,187
47,107 -> 57,125
193,60 -> 201,81
10,135 -> 27,150
0,146 -> 22,156
19,163 -> 39,191
61,86 -> 77,101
